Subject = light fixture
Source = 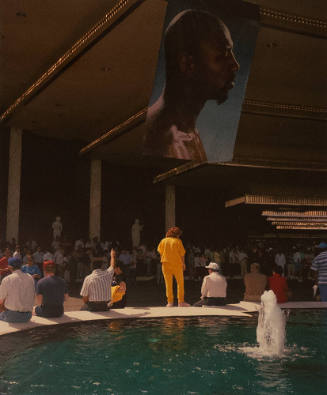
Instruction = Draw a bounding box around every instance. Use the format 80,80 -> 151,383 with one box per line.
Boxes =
276,225 -> 327,230
226,195 -> 327,208
262,210 -> 327,218
271,221 -> 327,226
266,217 -> 327,223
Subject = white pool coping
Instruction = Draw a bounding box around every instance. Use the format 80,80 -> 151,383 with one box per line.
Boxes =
0,301 -> 326,337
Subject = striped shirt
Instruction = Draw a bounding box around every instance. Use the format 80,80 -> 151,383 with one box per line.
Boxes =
311,251 -> 327,284
80,267 -> 114,302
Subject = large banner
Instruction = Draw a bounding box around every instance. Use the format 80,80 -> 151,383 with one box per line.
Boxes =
143,0 -> 259,162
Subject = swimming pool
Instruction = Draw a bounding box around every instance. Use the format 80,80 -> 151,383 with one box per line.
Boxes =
0,310 -> 326,394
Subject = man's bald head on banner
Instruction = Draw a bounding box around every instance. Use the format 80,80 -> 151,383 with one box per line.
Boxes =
164,9 -> 240,104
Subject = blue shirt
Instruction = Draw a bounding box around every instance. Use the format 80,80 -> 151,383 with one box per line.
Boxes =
37,275 -> 67,306
311,251 -> 327,284
21,264 -> 41,277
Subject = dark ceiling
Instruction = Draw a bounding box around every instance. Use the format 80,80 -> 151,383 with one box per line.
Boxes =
0,0 -> 326,169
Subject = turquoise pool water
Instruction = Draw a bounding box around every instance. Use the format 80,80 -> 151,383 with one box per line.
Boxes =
0,310 -> 326,394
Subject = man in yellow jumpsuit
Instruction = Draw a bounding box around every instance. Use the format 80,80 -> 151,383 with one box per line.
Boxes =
157,227 -> 190,307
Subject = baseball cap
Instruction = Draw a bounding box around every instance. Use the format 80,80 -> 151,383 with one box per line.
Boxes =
205,262 -> 220,271
8,257 -> 22,269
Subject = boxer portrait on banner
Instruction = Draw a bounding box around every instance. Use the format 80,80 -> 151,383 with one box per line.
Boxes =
144,9 -> 240,161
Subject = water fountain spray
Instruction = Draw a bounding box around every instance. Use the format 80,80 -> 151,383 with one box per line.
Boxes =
256,290 -> 286,357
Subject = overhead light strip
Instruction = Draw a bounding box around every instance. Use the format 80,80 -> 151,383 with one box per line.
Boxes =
260,7 -> 327,30
246,195 -> 327,206
262,210 -> 327,218
0,0 -> 145,123
276,225 -> 327,230
79,107 -> 147,155
266,217 -> 327,222
271,221 -> 327,226
226,195 -> 327,208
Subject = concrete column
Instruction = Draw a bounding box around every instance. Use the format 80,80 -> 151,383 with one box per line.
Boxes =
165,184 -> 175,231
6,128 -> 22,242
89,159 -> 102,240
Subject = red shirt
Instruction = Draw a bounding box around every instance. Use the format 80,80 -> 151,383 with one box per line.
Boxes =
268,273 -> 288,303
0,256 -> 10,278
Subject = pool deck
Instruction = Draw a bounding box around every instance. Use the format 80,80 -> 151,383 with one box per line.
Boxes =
1,300 -> 326,336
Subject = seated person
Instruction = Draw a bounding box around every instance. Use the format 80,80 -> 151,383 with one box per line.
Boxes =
109,263 -> 127,309
21,254 -> 42,287
193,262 -> 227,306
268,264 -> 288,303
0,257 -> 35,322
34,260 -> 68,318
80,249 -> 116,311
243,263 -> 267,302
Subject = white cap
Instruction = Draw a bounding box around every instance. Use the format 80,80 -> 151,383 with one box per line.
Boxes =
205,262 -> 220,271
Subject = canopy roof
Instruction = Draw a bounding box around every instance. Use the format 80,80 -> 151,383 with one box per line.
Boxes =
0,0 -> 326,171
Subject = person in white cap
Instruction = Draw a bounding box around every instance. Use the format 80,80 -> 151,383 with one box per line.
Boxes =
193,262 -> 227,306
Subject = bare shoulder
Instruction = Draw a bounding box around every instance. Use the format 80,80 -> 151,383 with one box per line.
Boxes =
144,99 -> 173,154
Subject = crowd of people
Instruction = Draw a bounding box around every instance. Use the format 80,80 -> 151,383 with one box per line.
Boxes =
0,232 -> 326,323
184,241 -> 318,282
156,228 -> 326,307
0,236 -> 320,286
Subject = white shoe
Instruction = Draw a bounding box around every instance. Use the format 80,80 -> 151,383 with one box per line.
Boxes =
178,302 -> 190,307
166,303 -> 174,307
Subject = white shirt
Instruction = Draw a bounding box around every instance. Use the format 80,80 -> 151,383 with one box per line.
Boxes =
201,272 -> 227,298
13,251 -> 22,260
194,256 -> 201,268
238,251 -> 248,263
74,239 -> 84,251
275,253 -> 286,268
229,250 -> 239,264
0,270 -> 35,312
54,250 -> 64,266
80,267 -> 114,302
101,241 -> 110,251
293,252 -> 302,264
85,241 -> 92,249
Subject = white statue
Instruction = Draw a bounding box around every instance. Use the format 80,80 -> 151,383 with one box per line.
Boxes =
52,216 -> 63,240
131,219 -> 143,248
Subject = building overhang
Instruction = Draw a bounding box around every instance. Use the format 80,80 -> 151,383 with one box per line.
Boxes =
225,194 -> 327,208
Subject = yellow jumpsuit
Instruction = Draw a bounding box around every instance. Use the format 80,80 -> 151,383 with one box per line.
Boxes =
157,237 -> 185,304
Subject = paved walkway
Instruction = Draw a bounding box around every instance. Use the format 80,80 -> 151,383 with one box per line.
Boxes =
1,301 -> 326,337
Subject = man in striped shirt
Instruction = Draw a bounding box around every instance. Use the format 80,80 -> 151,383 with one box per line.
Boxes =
80,249 -> 116,311
311,242 -> 327,302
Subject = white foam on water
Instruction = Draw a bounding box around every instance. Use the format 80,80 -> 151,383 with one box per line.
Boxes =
240,344 -> 311,361
256,290 -> 286,357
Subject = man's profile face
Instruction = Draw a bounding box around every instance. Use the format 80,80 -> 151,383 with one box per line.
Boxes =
193,27 -> 240,104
